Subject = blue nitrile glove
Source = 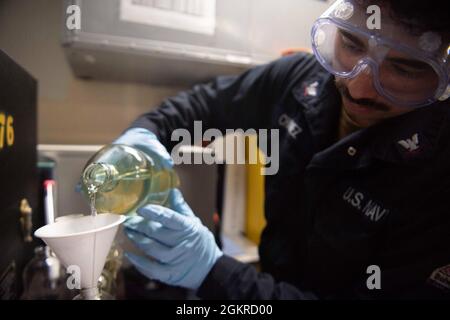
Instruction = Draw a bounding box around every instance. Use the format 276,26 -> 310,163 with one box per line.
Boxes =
113,127 -> 173,171
123,189 -> 223,290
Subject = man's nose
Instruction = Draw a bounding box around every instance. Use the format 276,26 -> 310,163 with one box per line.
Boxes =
346,66 -> 379,101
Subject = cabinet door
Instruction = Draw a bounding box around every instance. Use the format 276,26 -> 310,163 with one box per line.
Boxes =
0,50 -> 38,299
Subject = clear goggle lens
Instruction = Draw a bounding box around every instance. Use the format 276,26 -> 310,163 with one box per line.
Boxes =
312,21 -> 443,107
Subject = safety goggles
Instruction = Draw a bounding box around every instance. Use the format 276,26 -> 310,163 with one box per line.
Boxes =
311,0 -> 450,107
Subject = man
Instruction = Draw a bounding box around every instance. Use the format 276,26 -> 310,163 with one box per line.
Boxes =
118,0 -> 450,299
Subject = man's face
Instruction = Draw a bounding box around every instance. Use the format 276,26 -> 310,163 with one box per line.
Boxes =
331,27 -> 442,128
335,76 -> 411,128
335,27 -> 433,127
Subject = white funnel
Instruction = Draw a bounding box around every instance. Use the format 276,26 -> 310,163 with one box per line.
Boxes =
34,214 -> 126,292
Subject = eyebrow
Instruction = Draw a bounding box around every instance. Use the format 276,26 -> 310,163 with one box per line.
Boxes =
385,57 -> 430,69
338,29 -> 431,70
339,29 -> 365,48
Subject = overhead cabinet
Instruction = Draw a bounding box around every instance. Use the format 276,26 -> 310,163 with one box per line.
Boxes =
62,0 -> 330,85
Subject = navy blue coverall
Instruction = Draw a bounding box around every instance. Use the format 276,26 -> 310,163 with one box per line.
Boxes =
130,53 -> 450,299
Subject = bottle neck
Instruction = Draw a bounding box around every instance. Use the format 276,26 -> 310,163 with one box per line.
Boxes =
83,162 -> 118,193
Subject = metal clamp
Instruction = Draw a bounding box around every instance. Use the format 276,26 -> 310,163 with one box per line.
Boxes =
20,199 -> 33,243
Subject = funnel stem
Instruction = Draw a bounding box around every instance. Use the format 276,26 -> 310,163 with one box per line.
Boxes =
91,232 -> 97,287
80,287 -> 99,300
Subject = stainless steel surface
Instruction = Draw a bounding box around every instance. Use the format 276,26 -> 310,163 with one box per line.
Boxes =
62,0 -> 330,85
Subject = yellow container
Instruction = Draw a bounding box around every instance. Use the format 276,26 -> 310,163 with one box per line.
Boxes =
245,135 -> 266,245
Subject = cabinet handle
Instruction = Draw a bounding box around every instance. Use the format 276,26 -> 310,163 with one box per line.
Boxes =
20,199 -> 33,243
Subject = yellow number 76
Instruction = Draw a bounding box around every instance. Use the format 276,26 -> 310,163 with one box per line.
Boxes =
0,112 -> 14,150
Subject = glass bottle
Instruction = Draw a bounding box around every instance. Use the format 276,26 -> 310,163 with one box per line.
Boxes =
98,241 -> 124,298
22,246 -> 72,300
81,144 -> 179,215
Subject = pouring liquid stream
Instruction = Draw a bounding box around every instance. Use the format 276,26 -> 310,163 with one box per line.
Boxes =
87,184 -> 98,217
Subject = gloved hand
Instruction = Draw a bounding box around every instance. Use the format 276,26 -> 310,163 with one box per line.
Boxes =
113,127 -> 173,171
123,189 -> 223,290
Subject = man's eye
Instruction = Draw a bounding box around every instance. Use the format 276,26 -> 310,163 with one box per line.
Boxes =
391,64 -> 421,78
340,35 -> 364,53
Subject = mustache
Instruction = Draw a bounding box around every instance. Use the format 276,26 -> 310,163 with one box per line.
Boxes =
335,81 -> 390,112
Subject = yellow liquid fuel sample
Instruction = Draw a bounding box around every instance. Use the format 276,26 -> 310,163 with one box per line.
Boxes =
81,144 -> 179,215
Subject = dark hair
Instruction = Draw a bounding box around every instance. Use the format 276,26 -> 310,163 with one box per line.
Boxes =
366,0 -> 450,34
